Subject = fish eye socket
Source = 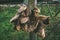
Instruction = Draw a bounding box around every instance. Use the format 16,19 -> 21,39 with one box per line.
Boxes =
35,12 -> 38,13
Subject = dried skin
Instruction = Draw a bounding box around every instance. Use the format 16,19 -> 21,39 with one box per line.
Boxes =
10,5 -> 50,39
38,28 -> 45,39
16,25 -> 21,31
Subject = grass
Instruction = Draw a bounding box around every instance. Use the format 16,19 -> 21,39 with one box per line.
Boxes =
0,6 -> 29,40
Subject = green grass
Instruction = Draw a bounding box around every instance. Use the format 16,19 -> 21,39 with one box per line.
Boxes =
0,6 -> 29,40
